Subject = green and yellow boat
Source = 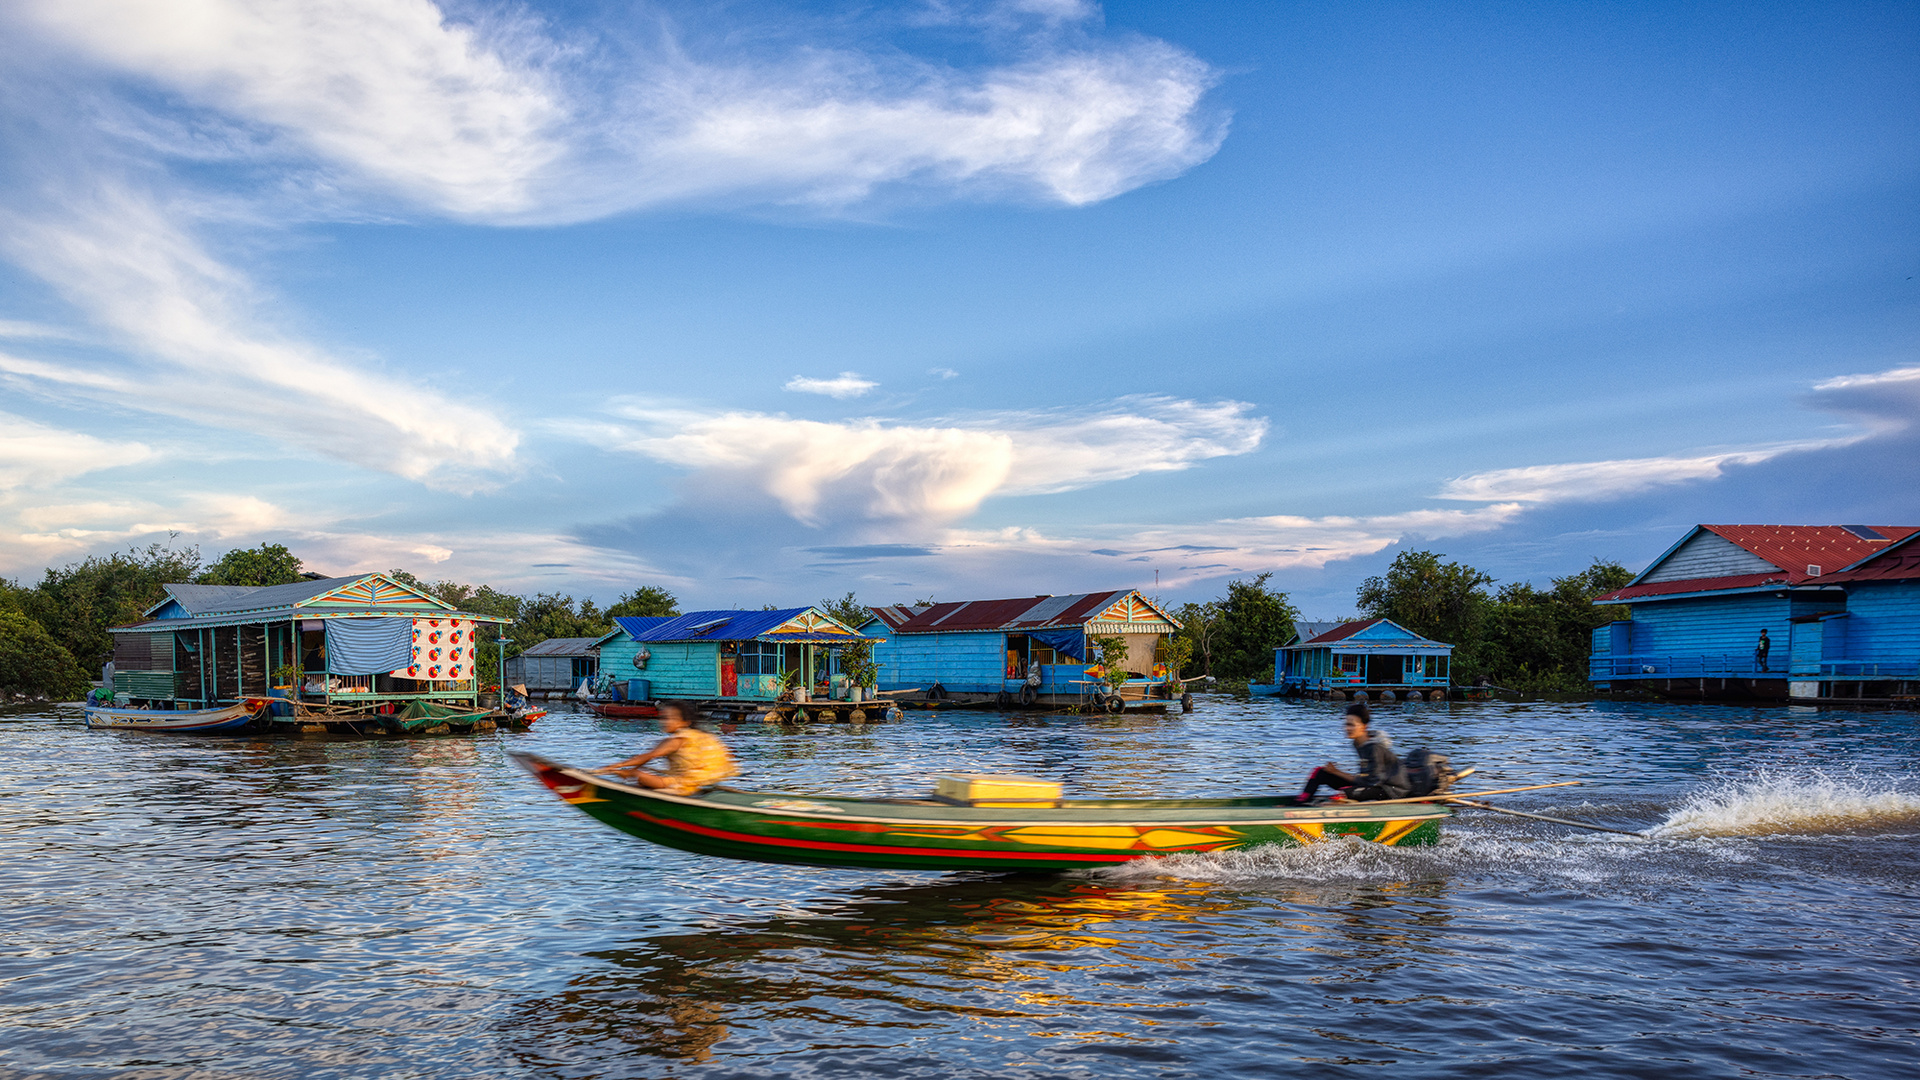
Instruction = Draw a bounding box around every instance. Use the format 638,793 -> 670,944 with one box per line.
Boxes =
513,753 -> 1450,872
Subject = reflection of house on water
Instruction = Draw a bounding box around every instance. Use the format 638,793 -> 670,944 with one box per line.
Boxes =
495,873 -> 1454,1072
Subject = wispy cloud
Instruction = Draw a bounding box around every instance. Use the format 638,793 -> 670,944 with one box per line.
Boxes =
1811,364 -> 1920,435
785,372 -> 879,398
1435,445 -> 1826,504
588,394 -> 1266,526
0,410 -> 154,488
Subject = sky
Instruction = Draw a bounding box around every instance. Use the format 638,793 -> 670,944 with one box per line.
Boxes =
0,0 -> 1915,618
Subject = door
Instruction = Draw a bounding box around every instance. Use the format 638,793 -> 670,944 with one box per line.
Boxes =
720,658 -> 738,697
1365,653 -> 1403,685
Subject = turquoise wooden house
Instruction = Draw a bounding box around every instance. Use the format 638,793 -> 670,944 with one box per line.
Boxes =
106,573 -> 510,711
863,591 -> 1180,706
1590,524 -> 1920,703
593,608 -> 869,702
1267,618 -> 1453,701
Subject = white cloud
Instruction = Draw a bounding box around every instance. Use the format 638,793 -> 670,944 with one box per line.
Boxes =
785,372 -> 879,398
0,187 -> 520,491
592,395 -> 1266,526
1811,364 -> 1920,435
929,367 -> 959,379
0,411 -> 154,488
1436,446 -> 1814,504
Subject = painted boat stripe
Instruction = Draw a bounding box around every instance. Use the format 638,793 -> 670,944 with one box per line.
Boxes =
625,809 -> 1155,862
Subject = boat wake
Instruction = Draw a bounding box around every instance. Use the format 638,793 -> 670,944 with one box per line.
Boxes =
1647,766 -> 1920,839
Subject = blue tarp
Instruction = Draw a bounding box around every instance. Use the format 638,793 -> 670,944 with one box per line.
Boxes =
1032,628 -> 1085,661
325,618 -> 413,675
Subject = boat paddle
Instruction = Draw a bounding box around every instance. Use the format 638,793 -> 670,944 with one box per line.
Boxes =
1444,798 -> 1646,837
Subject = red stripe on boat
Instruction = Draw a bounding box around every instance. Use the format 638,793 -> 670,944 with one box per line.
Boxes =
624,809 -> 1153,862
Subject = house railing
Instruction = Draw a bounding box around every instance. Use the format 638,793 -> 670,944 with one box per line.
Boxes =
1591,655 -> 1920,681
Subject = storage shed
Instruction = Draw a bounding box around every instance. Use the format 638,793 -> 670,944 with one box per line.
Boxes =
504,637 -> 600,695
1590,524 -> 1920,703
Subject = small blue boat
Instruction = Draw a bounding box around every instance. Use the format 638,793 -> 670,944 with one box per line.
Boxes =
85,700 -> 264,733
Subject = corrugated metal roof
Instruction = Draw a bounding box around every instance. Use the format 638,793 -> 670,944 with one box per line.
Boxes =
620,608 -> 863,643
1603,524 -> 1920,601
1305,618 -> 1383,644
112,607 -> 508,633
153,576 -> 367,616
883,591 -> 1171,634
865,605 -> 919,629
1834,532 -> 1920,581
519,636 -> 602,657
1293,618 -> 1449,648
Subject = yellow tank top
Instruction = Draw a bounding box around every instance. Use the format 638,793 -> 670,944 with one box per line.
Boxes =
663,728 -> 737,794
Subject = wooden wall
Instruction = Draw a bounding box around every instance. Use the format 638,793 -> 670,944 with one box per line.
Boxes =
1641,531 -> 1778,583
598,634 -> 719,698
1839,582 -> 1920,661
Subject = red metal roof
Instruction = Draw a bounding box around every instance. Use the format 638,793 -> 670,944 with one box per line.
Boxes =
877,591 -> 1165,634
1598,524 -> 1919,601
1304,618 -> 1384,644
1833,532 -> 1920,582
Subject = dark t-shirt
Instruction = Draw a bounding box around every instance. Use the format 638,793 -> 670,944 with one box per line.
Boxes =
1354,732 -> 1410,798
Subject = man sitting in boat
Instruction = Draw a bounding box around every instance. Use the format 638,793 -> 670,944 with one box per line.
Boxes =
1292,702 -> 1410,804
593,701 -> 738,796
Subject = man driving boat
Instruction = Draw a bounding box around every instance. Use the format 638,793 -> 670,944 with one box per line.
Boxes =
1293,702 -> 1410,804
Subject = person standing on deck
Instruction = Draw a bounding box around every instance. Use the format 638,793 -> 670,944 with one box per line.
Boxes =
1292,702 -> 1409,804
593,701 -> 737,795
1755,629 -> 1771,672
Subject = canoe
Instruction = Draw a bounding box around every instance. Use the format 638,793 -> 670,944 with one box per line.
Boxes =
85,699 -> 264,733
583,700 -> 660,719
1247,683 -> 1283,697
512,753 -> 1450,872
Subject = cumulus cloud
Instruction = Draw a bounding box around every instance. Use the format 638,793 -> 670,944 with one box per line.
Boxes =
786,372 -> 879,398
592,395 -> 1265,525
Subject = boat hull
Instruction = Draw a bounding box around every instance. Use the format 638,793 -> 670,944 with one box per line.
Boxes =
85,700 -> 263,733
584,701 -> 660,719
513,753 -> 1447,872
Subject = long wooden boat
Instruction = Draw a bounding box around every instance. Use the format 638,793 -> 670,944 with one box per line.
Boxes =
583,700 -> 660,719
85,699 -> 265,733
512,753 -> 1450,872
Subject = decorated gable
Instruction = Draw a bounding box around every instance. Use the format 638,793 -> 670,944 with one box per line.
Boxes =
1085,591 -> 1177,635
301,575 -> 453,612
771,611 -> 864,637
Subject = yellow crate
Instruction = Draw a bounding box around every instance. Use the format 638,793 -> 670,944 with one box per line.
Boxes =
934,773 -> 1062,806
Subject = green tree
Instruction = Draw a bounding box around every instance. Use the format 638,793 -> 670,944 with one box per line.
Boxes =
817,591 -> 872,631
1355,550 -> 1494,652
609,585 -> 679,620
1210,574 -> 1302,681
19,543 -> 202,671
196,543 -> 305,587
0,608 -> 91,700
1169,600 -> 1221,676
1090,634 -> 1132,695
1477,559 -> 1634,693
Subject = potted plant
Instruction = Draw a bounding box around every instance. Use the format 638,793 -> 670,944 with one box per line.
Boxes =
839,639 -> 877,703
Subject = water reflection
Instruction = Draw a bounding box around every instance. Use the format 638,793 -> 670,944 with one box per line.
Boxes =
500,865 -> 1460,1076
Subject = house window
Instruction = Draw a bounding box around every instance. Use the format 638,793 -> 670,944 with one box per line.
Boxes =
737,641 -> 781,676
1338,654 -> 1359,673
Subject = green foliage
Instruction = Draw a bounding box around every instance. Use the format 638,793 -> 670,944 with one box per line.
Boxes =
1356,551 -> 1494,650
196,543 -> 304,587
839,637 -> 878,688
1169,600 -> 1221,675
1210,574 -> 1302,681
609,585 -> 679,619
1475,559 -> 1634,693
1158,634 -> 1193,687
818,591 -> 872,631
1091,634 -> 1131,694
17,543 -> 202,670
0,608 -> 91,700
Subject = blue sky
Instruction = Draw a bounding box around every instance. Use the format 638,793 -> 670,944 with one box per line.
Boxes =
1,0 -> 1915,617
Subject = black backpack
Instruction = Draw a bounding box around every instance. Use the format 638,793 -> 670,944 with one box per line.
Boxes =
1402,748 -> 1457,798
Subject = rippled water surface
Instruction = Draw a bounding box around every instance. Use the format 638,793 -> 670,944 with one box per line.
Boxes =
3,698 -> 1917,1079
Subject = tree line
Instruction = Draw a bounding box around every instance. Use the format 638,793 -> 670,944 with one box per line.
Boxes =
1166,551 -> 1632,694
0,543 -> 681,700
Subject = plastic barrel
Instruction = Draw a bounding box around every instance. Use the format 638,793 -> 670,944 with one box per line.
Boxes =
627,678 -> 651,702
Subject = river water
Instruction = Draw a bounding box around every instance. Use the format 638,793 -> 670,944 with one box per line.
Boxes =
2,697 -> 1916,1079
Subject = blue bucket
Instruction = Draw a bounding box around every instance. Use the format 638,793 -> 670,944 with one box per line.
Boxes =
627,678 -> 652,702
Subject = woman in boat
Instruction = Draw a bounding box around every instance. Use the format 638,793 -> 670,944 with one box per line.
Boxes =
1293,702 -> 1410,804
593,701 -> 738,795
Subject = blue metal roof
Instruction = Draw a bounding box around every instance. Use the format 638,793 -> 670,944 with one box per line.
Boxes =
614,609 -> 861,643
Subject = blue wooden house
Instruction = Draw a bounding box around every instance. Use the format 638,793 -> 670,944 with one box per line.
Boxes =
1589,524 -> 1920,703
1265,618 -> 1453,701
863,591 -> 1180,707
593,608 -> 869,703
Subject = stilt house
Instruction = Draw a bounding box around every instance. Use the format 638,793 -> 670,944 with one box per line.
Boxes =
593,608 -> 869,702
503,637 -> 600,695
1274,619 -> 1454,700
1590,524 -> 1920,703
863,591 -> 1180,703
107,574 -> 510,710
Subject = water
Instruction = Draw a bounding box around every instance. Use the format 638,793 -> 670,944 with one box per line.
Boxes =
2,698 -> 1916,1079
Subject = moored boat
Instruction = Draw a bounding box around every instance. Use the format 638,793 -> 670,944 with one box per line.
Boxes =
85,699 -> 266,733
583,700 -> 660,719
511,753 -> 1450,872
